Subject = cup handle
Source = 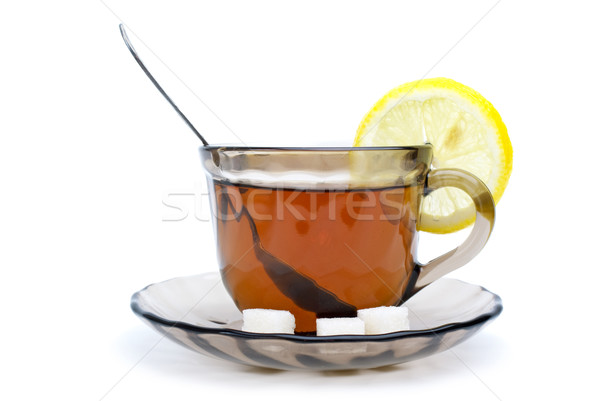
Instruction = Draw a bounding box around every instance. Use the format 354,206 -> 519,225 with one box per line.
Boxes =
409,168 -> 496,296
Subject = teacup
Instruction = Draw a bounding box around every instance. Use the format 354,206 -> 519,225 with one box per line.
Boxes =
200,145 -> 494,333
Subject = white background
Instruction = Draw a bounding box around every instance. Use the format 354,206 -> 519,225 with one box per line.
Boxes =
1,1 -> 598,400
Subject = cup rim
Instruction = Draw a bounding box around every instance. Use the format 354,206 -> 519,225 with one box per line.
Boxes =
200,144 -> 433,152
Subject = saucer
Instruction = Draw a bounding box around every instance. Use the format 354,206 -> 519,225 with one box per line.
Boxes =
131,272 -> 502,371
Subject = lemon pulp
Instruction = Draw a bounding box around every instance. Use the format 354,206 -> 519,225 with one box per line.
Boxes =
354,78 -> 512,233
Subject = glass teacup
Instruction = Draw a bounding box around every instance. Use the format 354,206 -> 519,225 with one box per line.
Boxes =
200,145 -> 494,333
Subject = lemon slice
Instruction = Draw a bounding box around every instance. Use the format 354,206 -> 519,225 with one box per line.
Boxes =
354,78 -> 512,233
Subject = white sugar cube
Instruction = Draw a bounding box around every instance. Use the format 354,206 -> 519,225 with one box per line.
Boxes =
241,309 -> 295,334
316,317 -> 365,336
357,306 -> 409,334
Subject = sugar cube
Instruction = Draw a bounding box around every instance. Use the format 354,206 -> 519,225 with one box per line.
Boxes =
357,306 -> 409,334
316,317 -> 365,336
241,309 -> 295,334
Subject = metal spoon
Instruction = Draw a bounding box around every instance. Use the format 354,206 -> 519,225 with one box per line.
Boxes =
119,24 -> 209,146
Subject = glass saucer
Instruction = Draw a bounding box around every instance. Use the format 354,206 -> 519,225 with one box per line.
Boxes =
131,272 -> 502,371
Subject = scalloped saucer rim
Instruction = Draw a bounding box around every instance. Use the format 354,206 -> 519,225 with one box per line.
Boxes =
131,273 -> 503,341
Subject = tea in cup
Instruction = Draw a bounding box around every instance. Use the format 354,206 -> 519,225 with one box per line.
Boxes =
201,145 -> 494,333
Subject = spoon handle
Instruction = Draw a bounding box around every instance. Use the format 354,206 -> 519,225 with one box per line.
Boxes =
119,24 -> 209,146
